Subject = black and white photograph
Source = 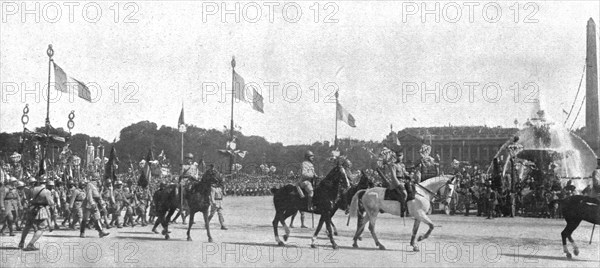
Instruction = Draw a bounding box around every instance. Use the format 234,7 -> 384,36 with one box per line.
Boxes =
0,1 -> 599,267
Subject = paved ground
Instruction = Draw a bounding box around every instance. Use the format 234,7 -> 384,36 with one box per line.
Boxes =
1,196 -> 599,267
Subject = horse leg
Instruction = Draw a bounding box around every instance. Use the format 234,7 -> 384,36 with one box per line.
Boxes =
352,212 -> 370,248
311,216 -> 326,249
410,219 -> 421,252
368,215 -> 385,250
417,213 -> 435,242
163,208 -> 176,239
324,215 -> 338,250
280,210 -> 295,242
186,211 -> 195,241
289,211 -> 296,228
273,211 -> 285,246
561,220 -> 581,259
357,211 -> 365,240
203,209 -> 213,243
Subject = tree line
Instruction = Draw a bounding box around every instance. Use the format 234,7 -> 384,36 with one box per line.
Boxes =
0,121 -> 387,176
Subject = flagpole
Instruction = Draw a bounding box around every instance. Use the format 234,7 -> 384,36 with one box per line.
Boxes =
44,44 -> 54,177
334,91 -> 339,149
230,57 -> 236,176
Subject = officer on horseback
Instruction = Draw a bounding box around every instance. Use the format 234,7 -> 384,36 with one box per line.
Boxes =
389,151 -> 412,217
298,150 -> 318,211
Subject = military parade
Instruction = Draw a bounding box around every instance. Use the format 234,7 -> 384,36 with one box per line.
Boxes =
1,1 -> 600,267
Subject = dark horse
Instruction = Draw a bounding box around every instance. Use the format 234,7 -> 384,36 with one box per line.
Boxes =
271,165 -> 350,249
152,180 -> 212,241
560,194 -> 599,259
329,170 -> 374,236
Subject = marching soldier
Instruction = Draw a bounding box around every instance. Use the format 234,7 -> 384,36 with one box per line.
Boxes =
60,180 -> 74,227
135,186 -> 152,226
15,180 -> 25,231
110,180 -> 124,228
1,177 -> 22,236
69,181 -> 86,229
122,186 -> 137,227
80,177 -> 110,238
101,180 -> 115,229
204,164 -> 227,230
18,176 -> 54,251
46,180 -> 61,230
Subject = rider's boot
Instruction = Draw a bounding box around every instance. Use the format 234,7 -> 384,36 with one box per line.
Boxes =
307,196 -> 314,212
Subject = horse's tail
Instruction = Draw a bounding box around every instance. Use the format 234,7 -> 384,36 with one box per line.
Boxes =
347,189 -> 366,225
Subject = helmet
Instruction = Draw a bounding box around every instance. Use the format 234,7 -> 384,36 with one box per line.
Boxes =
305,150 -> 314,158
185,153 -> 194,159
106,179 -> 112,185
9,177 -> 17,183
47,180 -> 55,186
38,177 -> 47,184
115,180 -> 123,186
17,181 -> 25,187
79,181 -> 86,188
28,177 -> 37,184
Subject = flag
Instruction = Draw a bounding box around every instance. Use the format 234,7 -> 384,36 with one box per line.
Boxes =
138,148 -> 153,188
54,62 -> 91,102
104,146 -> 118,181
233,70 -> 263,113
72,78 -> 91,102
336,102 -> 356,127
54,63 -> 68,92
252,88 -> 264,113
233,70 -> 246,101
178,106 -> 186,133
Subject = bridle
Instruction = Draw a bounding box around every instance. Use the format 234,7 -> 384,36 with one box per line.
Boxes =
416,178 -> 455,204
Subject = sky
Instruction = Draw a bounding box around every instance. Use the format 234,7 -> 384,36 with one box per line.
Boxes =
1,1 -> 599,145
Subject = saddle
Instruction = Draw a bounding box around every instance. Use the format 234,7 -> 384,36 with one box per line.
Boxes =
384,188 -> 403,201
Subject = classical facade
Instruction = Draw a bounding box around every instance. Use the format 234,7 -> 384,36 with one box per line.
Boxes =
389,126 -> 518,168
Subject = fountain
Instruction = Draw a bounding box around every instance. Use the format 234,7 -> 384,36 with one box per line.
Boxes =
495,109 -> 597,192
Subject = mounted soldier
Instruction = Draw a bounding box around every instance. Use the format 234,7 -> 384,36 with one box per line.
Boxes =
298,150 -> 318,211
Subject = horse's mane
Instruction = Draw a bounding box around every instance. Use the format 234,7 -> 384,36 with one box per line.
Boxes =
419,175 -> 454,188
317,166 -> 343,188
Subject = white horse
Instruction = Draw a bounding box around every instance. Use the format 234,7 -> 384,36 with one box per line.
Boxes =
348,175 -> 456,251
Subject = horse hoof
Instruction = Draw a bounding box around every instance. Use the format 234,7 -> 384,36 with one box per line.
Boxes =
208,238 -> 213,243
165,234 -> 170,240
352,242 -> 358,248
334,232 -> 338,236
413,246 -> 420,252
566,253 -> 572,259
152,229 -> 159,234
187,237 -> 192,241
417,236 -> 424,242
332,244 -> 338,250
378,244 -> 386,250
283,234 -> 289,242
574,249 -> 579,256
311,244 -> 317,249
277,241 -> 285,247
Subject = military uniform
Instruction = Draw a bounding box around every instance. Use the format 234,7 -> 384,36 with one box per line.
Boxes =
204,168 -> 227,230
122,188 -> 137,227
1,182 -> 22,235
110,186 -> 124,228
135,187 -> 151,226
18,183 -> 55,251
69,186 -> 86,229
80,180 -> 109,238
